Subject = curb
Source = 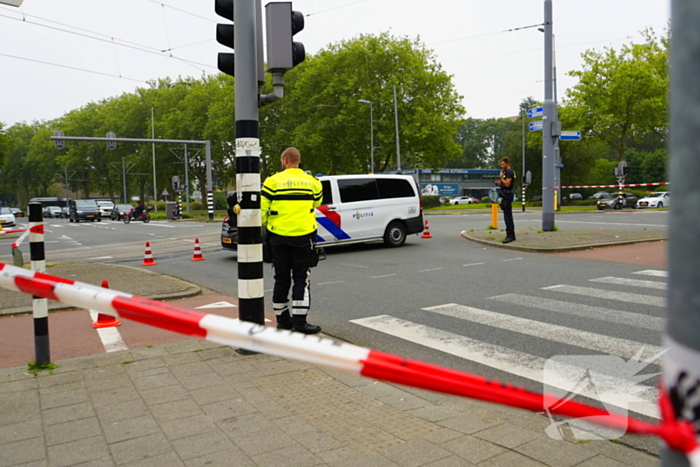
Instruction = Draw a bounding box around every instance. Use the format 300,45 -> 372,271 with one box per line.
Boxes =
460,231 -> 667,253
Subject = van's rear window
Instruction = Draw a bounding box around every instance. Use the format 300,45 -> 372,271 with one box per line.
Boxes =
377,179 -> 415,199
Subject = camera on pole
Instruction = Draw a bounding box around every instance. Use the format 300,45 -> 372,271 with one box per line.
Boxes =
265,2 -> 305,72
54,131 -> 65,150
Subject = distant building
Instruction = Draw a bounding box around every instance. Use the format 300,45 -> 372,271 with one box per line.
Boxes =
389,168 -> 501,199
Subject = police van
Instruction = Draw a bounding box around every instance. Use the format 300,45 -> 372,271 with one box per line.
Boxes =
221,173 -> 424,250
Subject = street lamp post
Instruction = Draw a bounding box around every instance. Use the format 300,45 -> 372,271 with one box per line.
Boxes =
358,100 -> 374,173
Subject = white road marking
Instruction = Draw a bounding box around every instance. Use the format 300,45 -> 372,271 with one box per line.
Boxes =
589,276 -> 666,290
490,294 -> 665,331
542,285 -> 665,307
418,268 -> 443,273
634,270 -> 668,278
462,262 -> 485,267
350,314 -> 658,418
89,311 -> 129,353
195,301 -> 238,309
87,256 -> 114,260
423,303 -> 664,359
502,257 -> 522,262
371,274 -> 397,279
338,263 -> 369,269
317,281 -> 345,286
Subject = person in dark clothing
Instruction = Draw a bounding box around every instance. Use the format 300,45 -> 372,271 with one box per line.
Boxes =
494,157 -> 516,243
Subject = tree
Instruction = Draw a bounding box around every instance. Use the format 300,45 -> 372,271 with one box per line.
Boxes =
564,29 -> 668,162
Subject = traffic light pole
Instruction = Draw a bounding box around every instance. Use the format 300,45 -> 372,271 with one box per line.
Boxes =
663,2 -> 700,465
541,0 -> 556,231
233,0 -> 265,327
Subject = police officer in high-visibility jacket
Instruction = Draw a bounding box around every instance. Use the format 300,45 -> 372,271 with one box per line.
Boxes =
261,148 -> 324,334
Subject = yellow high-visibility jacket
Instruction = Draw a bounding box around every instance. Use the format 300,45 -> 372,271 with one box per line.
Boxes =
261,168 -> 323,236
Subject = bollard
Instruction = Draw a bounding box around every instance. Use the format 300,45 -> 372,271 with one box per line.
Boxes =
28,202 -> 50,366
491,203 -> 498,229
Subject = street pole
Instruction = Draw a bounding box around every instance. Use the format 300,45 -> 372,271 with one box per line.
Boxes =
393,85 -> 401,171
553,33 -> 561,211
121,158 -> 127,203
541,0 -> 556,231
151,107 -> 158,212
234,0 -> 264,327
522,111 -> 526,212
663,1 -> 700,465
358,100 -> 374,173
184,144 -> 191,214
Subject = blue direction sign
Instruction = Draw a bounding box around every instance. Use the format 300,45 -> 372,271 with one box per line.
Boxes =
527,107 -> 543,118
560,130 -> 582,141
529,120 -> 543,132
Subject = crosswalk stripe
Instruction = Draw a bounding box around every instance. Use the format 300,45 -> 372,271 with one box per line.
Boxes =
423,303 -> 664,360
634,269 -> 667,278
589,276 -> 666,290
490,294 -> 665,331
350,315 -> 658,418
542,285 -> 665,307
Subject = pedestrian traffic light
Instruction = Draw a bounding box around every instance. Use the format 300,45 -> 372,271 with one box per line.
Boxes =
215,0 -> 235,76
265,2 -> 305,72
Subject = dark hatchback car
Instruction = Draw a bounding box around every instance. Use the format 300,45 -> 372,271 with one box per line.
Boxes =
597,192 -> 638,210
110,204 -> 135,221
10,207 -> 24,217
69,199 -> 101,222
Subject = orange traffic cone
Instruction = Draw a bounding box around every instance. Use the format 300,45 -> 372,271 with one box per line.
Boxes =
191,238 -> 206,261
92,280 -> 121,328
141,241 -> 157,266
421,219 -> 433,239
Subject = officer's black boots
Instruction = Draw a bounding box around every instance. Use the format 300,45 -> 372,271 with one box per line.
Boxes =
502,236 -> 516,244
276,311 -> 293,330
292,315 -> 321,334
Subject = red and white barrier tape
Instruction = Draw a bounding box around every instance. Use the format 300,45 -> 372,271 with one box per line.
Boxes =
0,261 -> 697,462
9,225 -> 37,249
546,182 -> 670,189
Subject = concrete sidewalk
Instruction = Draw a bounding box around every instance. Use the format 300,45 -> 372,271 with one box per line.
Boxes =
0,339 -> 660,467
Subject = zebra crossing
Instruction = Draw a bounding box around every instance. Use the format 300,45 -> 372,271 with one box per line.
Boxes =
350,269 -> 667,419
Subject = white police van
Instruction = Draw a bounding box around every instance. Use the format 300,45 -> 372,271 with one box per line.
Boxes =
315,174 -> 424,248
222,174 -> 424,250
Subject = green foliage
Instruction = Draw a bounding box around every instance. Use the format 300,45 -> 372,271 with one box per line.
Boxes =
422,196 -> 441,209
213,191 -> 227,210
191,201 -> 203,211
27,361 -> 57,374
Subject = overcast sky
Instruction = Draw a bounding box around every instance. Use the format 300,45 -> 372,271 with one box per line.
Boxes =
0,0 -> 670,129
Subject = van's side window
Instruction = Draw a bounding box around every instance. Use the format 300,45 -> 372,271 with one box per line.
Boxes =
377,178 -> 415,199
338,179 -> 379,203
321,180 -> 333,205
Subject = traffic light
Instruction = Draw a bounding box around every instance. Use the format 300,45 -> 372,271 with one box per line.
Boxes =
265,2 -> 305,72
215,0 -> 235,76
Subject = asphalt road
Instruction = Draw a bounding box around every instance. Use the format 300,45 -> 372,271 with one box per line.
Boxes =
1,212 -> 668,424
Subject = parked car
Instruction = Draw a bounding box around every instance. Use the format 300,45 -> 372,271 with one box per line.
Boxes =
636,191 -> 670,209
590,192 -> 613,200
469,197 -> 480,204
69,199 -> 101,222
0,207 -> 16,227
43,206 -> 64,218
449,196 -> 474,205
532,195 -> 542,202
9,207 -> 24,217
597,192 -> 638,210
97,201 -> 114,217
569,193 -> 583,200
110,204 -> 135,221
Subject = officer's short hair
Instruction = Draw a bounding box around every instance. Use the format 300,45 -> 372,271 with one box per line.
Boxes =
282,147 -> 301,164
499,157 -> 510,165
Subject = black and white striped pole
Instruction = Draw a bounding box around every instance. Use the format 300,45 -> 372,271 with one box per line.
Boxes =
28,202 -> 50,365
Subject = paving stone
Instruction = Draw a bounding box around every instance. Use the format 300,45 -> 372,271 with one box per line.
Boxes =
582,440 -> 659,467
168,362 -> 212,378
478,451 -> 549,467
82,365 -> 127,383
317,447 -> 400,467
161,352 -> 204,367
43,401 -> 95,426
272,415 -> 318,436
131,372 -> 179,391
437,414 -> 501,434
217,412 -> 278,437
90,385 -> 141,407
95,399 -> 149,424
0,437 -> 46,467
407,406 -> 463,422
421,427 -> 464,445
176,372 -> 226,391
171,429 -> 235,460
139,384 -> 190,405
184,447 -> 255,467
160,414 -> 218,441
291,429 -> 345,453
121,451 -> 185,467
233,428 -> 296,456
379,438 -> 453,467
211,359 -> 257,377
574,455 -> 630,467
440,435 -> 506,463
250,443 -> 325,467
101,414 -> 161,443
357,383 -> 433,411
45,417 -> 100,446
47,435 -> 110,467
150,397 -> 203,422
38,381 -> 84,395
109,433 -> 173,465
515,437 -> 597,467
473,423 -> 544,448
0,403 -> 40,425
36,371 -> 83,388
0,418 -> 42,443
423,455 -> 478,466
189,383 -> 239,405
84,374 -> 133,392
201,398 -> 257,421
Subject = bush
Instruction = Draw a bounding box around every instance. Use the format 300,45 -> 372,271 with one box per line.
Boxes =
214,191 -> 227,210
481,197 -> 490,204
191,201 -> 203,211
422,196 -> 441,209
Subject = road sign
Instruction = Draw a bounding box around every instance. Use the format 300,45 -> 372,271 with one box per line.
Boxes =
527,107 -> 543,118
529,120 -> 543,132
106,132 -> 117,150
161,188 -> 170,197
560,131 -> 581,141
54,131 -> 65,149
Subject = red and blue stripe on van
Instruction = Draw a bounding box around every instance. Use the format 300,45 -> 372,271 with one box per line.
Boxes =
315,205 -> 351,242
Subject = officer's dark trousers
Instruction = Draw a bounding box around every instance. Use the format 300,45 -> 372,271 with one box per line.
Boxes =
270,233 -> 313,317
500,196 -> 515,238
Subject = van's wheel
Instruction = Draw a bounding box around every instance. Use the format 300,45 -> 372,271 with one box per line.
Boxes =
383,221 -> 407,247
